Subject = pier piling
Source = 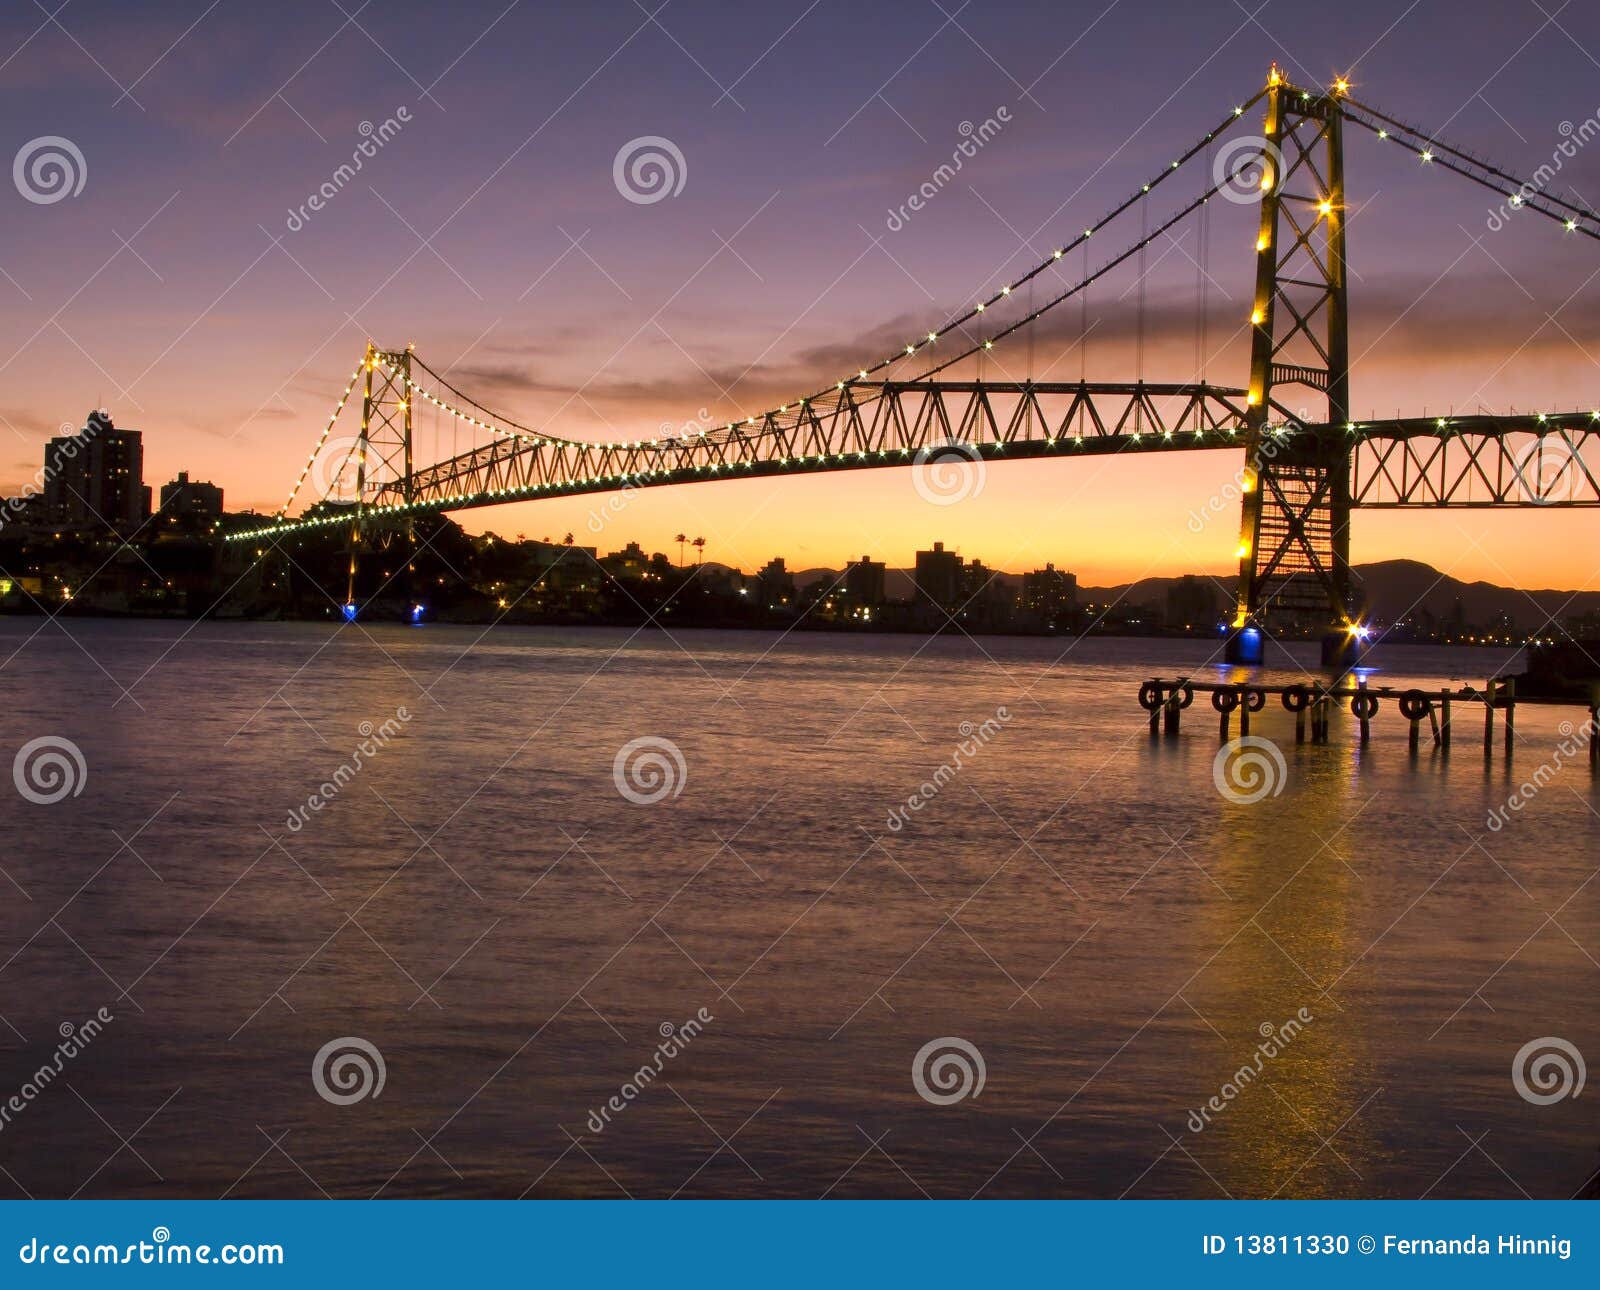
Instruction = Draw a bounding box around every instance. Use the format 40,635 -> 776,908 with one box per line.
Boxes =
1137,675 -> 1590,773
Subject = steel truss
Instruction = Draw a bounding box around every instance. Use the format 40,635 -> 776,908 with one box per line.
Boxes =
237,382 -> 1252,536
1351,415 -> 1600,506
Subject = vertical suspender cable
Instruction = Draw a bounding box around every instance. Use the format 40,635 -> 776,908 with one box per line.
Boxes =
1136,187 -> 1148,430
1080,240 -> 1089,382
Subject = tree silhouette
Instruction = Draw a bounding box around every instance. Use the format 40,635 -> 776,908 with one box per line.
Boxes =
692,536 -> 706,564
674,532 -> 688,566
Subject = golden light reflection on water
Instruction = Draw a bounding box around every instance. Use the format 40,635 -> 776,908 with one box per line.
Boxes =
1190,728 -> 1384,1198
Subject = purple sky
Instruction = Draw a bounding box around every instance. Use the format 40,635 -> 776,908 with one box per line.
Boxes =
4,0 -> 1600,586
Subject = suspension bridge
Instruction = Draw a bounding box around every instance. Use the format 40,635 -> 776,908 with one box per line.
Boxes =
230,68 -> 1600,663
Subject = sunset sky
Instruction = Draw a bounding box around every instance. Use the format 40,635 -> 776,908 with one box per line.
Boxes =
3,0 -> 1600,588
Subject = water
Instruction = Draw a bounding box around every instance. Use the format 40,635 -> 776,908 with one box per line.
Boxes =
0,619 -> 1595,1199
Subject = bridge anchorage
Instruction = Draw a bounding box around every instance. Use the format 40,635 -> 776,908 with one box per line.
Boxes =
234,67 -> 1600,663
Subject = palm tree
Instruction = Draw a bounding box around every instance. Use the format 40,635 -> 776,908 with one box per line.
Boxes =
674,532 -> 688,566
692,536 -> 706,565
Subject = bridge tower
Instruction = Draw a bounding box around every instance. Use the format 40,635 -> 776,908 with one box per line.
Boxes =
1228,70 -> 1353,664
343,343 -> 416,613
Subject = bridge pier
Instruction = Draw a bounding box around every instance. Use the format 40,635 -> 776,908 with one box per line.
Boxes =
1320,627 -> 1370,669
1222,625 -> 1265,666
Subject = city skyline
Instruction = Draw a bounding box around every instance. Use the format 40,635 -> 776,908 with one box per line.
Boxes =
5,1 -> 1600,590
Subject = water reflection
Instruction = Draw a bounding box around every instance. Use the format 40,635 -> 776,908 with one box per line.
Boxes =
0,621 -> 1590,1198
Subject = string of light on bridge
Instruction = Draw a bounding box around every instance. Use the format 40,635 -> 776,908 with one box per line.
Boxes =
272,361 -> 366,520
1340,95 -> 1600,239
342,93 -> 1275,464
368,174 -> 1247,465
237,70 -> 1600,545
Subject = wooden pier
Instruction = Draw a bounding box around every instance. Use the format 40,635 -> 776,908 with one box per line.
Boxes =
1137,676 -> 1600,765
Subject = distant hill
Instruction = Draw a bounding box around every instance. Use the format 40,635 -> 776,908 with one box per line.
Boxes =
791,558 -> 1600,630
1080,560 -> 1600,628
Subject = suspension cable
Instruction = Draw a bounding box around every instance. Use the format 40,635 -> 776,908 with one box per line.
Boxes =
401,177 -> 1258,469
273,361 -> 364,518
391,91 -> 1269,459
1342,95 -> 1600,239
